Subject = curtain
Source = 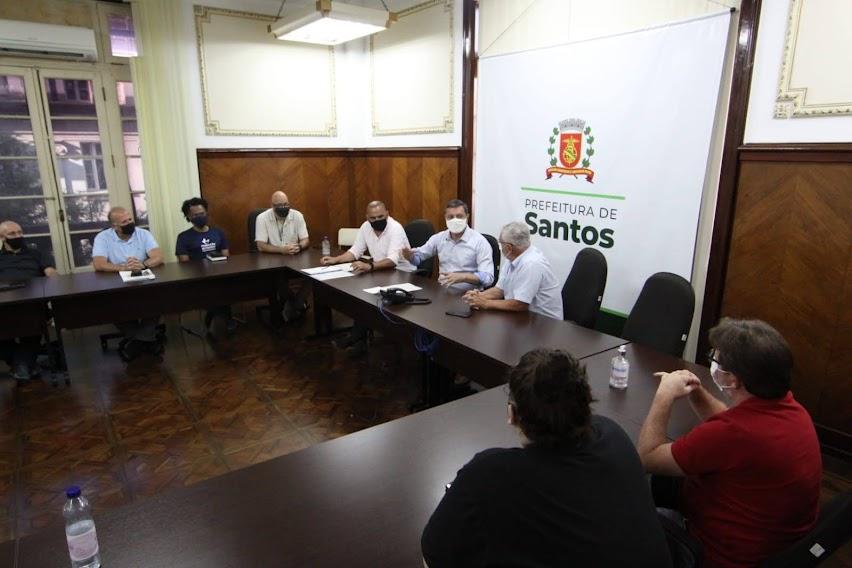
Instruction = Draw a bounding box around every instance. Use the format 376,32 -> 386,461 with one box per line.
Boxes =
130,0 -> 199,261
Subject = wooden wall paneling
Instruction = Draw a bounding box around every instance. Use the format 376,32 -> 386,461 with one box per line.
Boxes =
198,149 -> 461,254
720,161 -> 852,435
819,235 -> 852,438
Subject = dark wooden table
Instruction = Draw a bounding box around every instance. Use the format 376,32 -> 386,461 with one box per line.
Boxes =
44,254 -> 289,330
295,250 -> 626,387
1,344 -> 714,568
0,278 -> 48,340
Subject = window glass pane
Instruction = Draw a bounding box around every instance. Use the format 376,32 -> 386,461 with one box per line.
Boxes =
44,78 -> 96,117
0,197 -> 49,233
0,118 -> 37,156
65,195 -> 110,231
57,158 -> 107,194
108,14 -> 138,58
117,82 -> 136,117
127,157 -> 144,192
131,192 -> 147,224
0,160 -> 42,196
69,230 -> 101,267
0,75 -> 29,116
22,234 -> 56,268
51,119 -> 101,156
122,121 -> 140,155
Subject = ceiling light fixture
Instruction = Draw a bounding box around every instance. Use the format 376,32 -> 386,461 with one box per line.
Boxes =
269,0 -> 396,46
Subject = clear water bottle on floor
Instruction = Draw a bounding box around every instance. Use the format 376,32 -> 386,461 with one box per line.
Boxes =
64,486 -> 101,568
321,236 -> 331,256
609,345 -> 629,389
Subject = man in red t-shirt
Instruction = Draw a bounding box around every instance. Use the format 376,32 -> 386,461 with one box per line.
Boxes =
638,318 -> 822,568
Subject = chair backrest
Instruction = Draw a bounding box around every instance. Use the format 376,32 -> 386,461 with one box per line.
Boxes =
657,512 -> 703,568
482,233 -> 501,286
760,491 -> 852,568
405,219 -> 436,277
337,228 -> 359,248
561,247 -> 607,329
247,208 -> 266,253
622,272 -> 694,357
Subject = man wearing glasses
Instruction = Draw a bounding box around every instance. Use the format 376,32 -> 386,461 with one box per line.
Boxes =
463,221 -> 562,319
637,318 -> 821,568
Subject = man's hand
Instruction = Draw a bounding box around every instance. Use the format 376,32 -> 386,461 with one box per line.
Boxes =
281,244 -> 300,255
320,256 -> 336,266
350,261 -> 372,274
401,247 -> 414,261
126,257 -> 145,271
653,370 -> 701,401
438,272 -> 469,287
463,290 -> 489,310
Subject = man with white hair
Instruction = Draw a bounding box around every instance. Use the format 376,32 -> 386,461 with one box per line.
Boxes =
0,220 -> 56,380
463,221 -> 562,320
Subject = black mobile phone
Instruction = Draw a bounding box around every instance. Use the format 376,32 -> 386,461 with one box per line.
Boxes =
446,307 -> 472,318
130,269 -> 143,277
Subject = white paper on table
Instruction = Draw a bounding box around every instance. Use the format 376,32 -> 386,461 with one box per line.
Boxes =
311,271 -> 356,282
119,269 -> 155,283
363,283 -> 423,294
302,263 -> 352,275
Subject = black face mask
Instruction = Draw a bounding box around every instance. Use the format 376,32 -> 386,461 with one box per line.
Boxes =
4,236 -> 24,250
191,215 -> 208,228
120,222 -> 136,236
369,218 -> 388,232
274,206 -> 290,219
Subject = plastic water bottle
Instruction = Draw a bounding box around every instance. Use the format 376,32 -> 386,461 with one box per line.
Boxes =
609,345 -> 629,389
321,236 -> 331,256
63,486 -> 101,568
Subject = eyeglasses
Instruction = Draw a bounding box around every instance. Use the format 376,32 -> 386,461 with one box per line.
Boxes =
706,349 -> 720,366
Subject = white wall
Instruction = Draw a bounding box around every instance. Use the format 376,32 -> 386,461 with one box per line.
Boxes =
744,0 -> 852,143
175,0 -> 463,149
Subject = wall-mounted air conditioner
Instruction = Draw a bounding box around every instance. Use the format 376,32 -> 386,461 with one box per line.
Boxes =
0,19 -> 98,62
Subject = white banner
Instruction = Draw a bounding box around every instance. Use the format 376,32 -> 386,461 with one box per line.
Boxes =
473,12 -> 731,316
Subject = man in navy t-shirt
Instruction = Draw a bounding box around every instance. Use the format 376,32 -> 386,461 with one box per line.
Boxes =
175,198 -> 234,339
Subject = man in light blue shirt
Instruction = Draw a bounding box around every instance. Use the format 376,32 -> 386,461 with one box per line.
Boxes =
401,199 -> 494,292
92,207 -> 162,271
92,206 -> 164,360
464,221 -> 563,320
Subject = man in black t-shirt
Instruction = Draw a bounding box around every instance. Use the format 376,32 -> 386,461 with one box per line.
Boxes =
175,198 -> 234,340
0,220 -> 56,381
421,348 -> 673,568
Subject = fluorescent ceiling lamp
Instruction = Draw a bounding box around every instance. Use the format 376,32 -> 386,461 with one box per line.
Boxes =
269,0 -> 395,46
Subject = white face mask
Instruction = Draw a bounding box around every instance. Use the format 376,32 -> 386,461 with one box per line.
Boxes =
446,218 -> 468,234
710,361 -> 735,392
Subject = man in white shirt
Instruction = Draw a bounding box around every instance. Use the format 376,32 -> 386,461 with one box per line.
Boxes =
401,199 -> 493,292
464,221 -> 563,320
255,190 -> 310,322
321,200 -> 412,273
321,200 -> 412,355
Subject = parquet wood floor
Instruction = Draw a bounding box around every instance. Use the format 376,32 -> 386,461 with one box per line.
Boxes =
0,306 -> 418,542
0,306 -> 849,566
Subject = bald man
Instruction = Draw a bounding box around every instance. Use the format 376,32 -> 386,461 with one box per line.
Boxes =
255,191 -> 309,255
0,220 -> 56,380
255,190 -> 310,322
92,207 -> 164,360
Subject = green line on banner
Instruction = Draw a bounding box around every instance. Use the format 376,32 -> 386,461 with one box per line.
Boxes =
600,307 -> 629,318
521,187 -> 626,201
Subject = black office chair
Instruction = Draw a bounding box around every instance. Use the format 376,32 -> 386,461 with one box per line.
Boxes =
760,491 -> 852,567
247,208 -> 266,253
562,247 -> 607,329
621,272 -> 694,357
404,219 -> 435,277
482,233 -> 500,288
657,513 -> 702,568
